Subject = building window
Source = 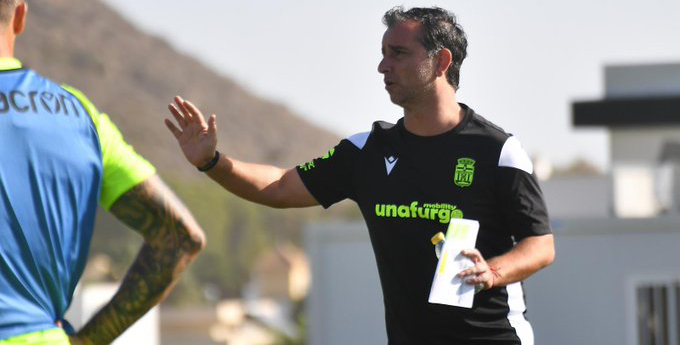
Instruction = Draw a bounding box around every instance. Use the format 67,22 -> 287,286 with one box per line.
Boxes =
636,281 -> 680,345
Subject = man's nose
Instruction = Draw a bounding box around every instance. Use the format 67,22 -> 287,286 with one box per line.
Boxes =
378,57 -> 390,74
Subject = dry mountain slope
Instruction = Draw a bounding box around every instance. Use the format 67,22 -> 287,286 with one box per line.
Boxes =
17,0 -> 339,175
13,0 -> 351,303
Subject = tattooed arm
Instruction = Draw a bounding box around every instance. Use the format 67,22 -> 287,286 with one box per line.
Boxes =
69,174 -> 205,345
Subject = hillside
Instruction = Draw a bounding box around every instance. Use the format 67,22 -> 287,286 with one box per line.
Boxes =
17,0 -> 339,173
15,0 -> 353,302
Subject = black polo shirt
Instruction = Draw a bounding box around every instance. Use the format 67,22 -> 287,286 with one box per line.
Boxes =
297,104 -> 551,345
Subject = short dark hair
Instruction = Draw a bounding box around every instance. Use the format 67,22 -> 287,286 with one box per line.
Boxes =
0,0 -> 20,24
382,6 -> 468,90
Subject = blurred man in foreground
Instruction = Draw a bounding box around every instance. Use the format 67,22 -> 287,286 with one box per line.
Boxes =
166,6 -> 553,344
0,1 -> 205,344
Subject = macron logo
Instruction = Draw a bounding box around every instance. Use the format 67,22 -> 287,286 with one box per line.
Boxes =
384,156 -> 398,175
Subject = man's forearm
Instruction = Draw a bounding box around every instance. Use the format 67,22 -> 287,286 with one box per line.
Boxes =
75,242 -> 190,344
75,175 -> 205,344
205,154 -> 284,205
486,234 -> 555,287
205,154 -> 317,208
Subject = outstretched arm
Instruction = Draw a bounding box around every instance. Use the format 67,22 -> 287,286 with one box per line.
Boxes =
164,96 -> 318,208
70,174 -> 205,345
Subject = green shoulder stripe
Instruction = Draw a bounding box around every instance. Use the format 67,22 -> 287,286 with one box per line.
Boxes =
60,84 -> 156,209
61,84 -> 100,129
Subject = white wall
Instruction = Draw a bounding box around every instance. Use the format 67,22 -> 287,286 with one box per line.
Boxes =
527,217 -> 680,345
306,218 -> 680,345
610,127 -> 680,165
305,222 -> 386,345
540,176 -> 611,218
605,63 -> 680,98
607,128 -> 680,217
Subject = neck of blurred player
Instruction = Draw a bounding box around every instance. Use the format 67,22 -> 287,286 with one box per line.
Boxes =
0,27 -> 16,57
402,78 -> 463,137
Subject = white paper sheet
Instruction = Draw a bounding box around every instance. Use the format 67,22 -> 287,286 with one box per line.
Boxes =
428,218 -> 480,308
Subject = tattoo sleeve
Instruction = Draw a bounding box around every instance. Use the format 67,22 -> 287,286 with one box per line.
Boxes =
75,174 -> 205,345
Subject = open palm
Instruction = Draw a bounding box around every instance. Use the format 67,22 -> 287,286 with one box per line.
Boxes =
165,96 -> 218,167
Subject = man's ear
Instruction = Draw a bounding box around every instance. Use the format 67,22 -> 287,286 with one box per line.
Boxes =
13,2 -> 27,35
436,48 -> 453,78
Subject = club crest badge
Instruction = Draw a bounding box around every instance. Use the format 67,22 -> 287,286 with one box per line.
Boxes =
454,158 -> 476,187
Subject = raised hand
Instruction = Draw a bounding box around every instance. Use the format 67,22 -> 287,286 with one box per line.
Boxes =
165,96 -> 218,167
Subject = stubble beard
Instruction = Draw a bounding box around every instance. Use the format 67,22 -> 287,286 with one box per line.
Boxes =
389,63 -> 436,108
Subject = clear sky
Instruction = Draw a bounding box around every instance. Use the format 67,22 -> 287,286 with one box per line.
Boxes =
100,0 -> 680,171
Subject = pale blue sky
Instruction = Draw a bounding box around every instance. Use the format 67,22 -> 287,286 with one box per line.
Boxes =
100,0 -> 680,171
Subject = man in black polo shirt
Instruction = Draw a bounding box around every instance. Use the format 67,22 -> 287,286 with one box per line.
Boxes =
165,6 -> 554,344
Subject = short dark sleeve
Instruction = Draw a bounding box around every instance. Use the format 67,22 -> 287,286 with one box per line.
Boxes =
496,136 -> 552,240
296,138 -> 361,208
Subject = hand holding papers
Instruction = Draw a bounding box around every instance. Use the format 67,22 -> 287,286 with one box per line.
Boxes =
428,218 -> 480,308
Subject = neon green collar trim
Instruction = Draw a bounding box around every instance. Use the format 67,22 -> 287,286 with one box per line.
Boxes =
0,57 -> 22,70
